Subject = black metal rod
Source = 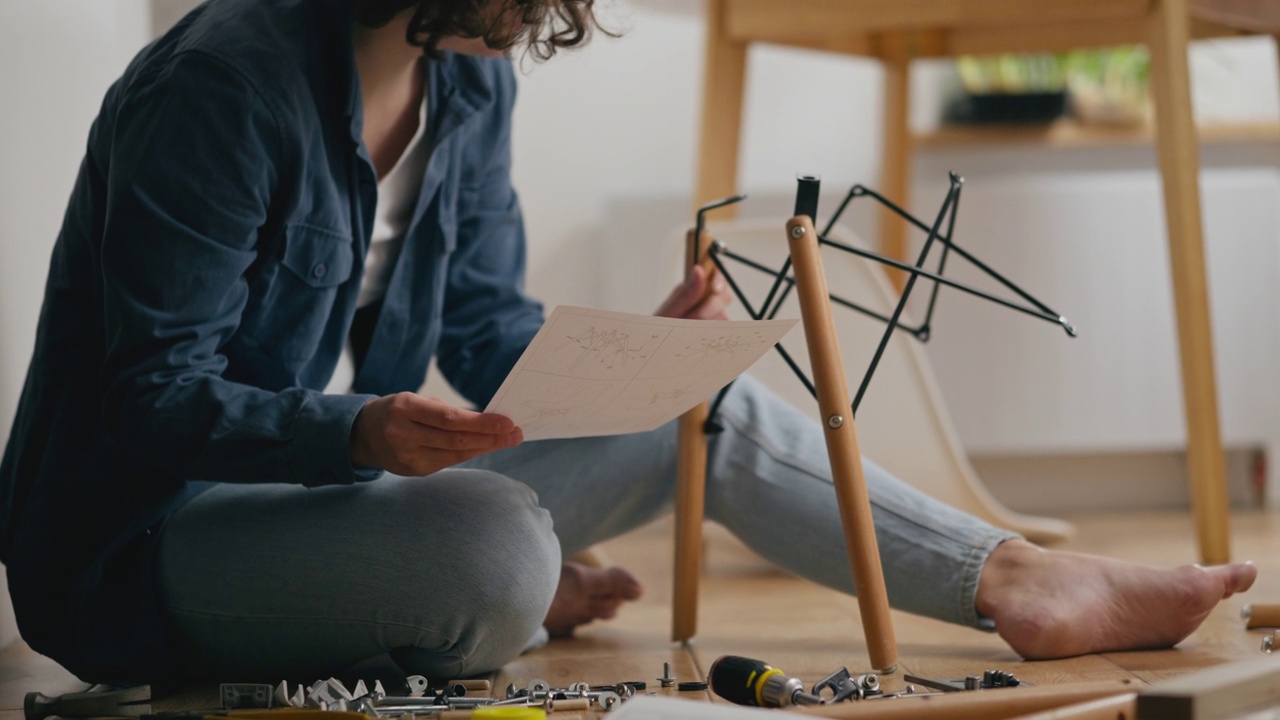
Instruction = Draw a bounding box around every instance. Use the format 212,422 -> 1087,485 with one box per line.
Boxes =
815,236 -> 1066,328
694,194 -> 747,271
766,282 -> 795,321
822,186 -> 859,236
795,175 -> 821,223
851,184 -> 1060,319
709,246 -> 764,320
720,247 -> 927,335
774,343 -> 818,400
694,173 -> 1076,435
852,183 -> 959,414
919,180 -> 962,336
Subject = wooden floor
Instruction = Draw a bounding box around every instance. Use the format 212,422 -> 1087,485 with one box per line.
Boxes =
2,509 -> 1278,718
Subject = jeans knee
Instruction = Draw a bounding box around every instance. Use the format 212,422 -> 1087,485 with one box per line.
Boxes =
393,471 -> 559,673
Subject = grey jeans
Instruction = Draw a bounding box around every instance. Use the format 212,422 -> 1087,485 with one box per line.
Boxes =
156,375 -> 1016,679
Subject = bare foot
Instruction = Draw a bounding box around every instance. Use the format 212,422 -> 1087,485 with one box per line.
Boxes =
976,539 -> 1256,659
543,561 -> 644,638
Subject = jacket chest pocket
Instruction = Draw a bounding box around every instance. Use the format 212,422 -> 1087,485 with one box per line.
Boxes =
281,224 -> 354,288
240,224 -> 356,361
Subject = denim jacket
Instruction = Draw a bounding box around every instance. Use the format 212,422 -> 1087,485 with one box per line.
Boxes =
0,0 -> 542,681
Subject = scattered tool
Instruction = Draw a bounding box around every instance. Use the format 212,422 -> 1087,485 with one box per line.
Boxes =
143,711 -> 369,720
903,669 -> 1023,692
26,685 -> 152,720
812,667 -> 882,703
708,655 -> 824,708
657,663 -> 675,689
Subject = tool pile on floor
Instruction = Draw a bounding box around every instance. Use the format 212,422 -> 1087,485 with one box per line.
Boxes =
706,655 -> 1022,708
26,675 -> 646,719
21,655 -> 1018,720
228,676 -> 632,716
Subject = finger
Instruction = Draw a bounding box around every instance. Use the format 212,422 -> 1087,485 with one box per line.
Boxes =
401,443 -> 514,477
655,266 -> 708,319
396,394 -> 515,434
414,425 -> 524,453
686,278 -> 733,320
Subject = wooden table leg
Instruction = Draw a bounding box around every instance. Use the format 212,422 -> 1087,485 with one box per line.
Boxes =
1147,0 -> 1232,564
696,0 -> 748,211
877,33 -> 914,292
787,214 -> 898,673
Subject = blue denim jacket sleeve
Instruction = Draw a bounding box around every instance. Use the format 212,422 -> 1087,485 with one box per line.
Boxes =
99,51 -> 373,486
435,63 -> 544,408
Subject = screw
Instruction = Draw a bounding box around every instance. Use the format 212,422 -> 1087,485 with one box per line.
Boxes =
790,225 -> 806,239
828,415 -> 844,429
1264,633 -> 1275,654
659,662 -> 676,688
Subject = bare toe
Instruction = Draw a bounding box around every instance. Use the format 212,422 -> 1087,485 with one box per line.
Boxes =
543,562 -> 645,638
1204,561 -> 1256,598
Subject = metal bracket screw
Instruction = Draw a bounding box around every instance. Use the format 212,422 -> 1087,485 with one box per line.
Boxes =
790,225 -> 806,239
828,415 -> 844,429
659,663 -> 676,688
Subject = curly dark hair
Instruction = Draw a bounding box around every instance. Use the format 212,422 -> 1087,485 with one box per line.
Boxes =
352,0 -> 610,60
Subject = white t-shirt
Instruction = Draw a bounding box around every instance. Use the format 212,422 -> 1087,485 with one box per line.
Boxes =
324,95 -> 430,395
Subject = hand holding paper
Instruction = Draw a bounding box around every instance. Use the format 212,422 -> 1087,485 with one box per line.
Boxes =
485,306 -> 797,441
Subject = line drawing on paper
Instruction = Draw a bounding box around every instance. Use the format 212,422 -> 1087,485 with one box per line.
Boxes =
560,326 -> 658,371
484,306 -> 797,440
645,382 -> 696,405
674,331 -> 773,364
522,383 -> 611,420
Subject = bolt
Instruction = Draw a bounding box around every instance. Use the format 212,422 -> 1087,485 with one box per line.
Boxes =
790,225 -> 806,239
659,662 -> 676,688
1264,633 -> 1275,654
827,415 -> 844,429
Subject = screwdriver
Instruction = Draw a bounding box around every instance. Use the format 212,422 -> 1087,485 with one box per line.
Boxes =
708,655 -> 823,708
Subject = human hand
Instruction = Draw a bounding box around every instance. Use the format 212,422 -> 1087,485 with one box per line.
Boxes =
653,265 -> 732,320
349,393 -> 522,476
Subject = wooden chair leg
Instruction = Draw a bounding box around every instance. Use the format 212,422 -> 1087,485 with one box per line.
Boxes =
675,0 -> 750,644
787,212 -> 898,673
672,229 -> 719,643
1147,0 -> 1232,564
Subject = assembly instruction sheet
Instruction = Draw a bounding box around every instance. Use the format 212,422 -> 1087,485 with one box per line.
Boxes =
485,306 -> 798,440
